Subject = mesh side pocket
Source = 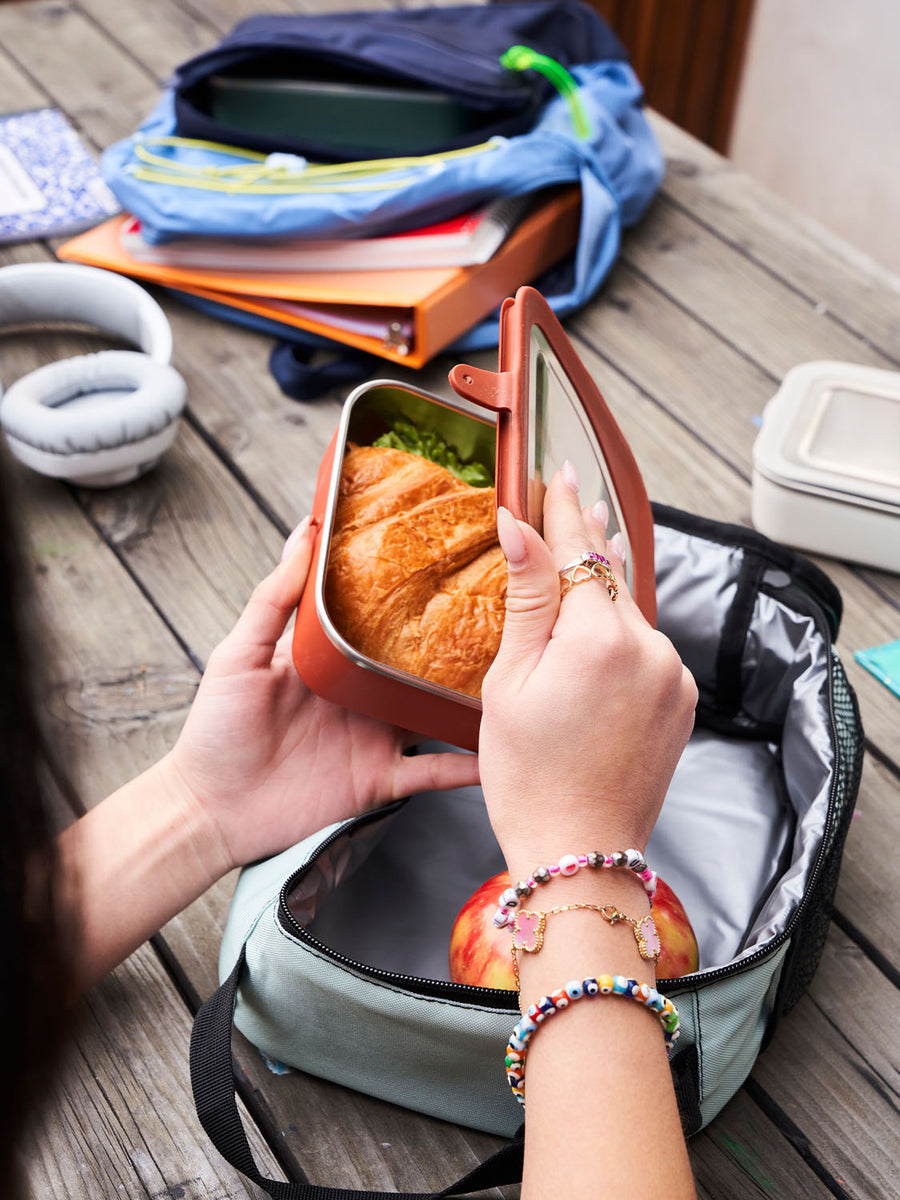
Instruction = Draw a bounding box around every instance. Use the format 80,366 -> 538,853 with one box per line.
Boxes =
780,652 -> 864,1012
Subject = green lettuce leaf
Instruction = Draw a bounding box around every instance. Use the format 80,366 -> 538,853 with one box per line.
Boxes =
373,419 -> 493,487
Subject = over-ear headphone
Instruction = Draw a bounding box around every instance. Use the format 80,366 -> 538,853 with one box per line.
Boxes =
0,262 -> 187,487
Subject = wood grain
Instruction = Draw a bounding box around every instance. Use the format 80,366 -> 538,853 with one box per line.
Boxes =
21,940 -> 285,1198
2,1 -> 898,1196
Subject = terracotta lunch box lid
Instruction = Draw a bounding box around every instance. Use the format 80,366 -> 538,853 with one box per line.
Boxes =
293,286 -> 656,750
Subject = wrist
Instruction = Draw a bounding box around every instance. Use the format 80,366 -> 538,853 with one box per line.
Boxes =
153,751 -> 234,881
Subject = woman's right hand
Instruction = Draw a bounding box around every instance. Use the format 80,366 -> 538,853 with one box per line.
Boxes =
478,465 -> 697,880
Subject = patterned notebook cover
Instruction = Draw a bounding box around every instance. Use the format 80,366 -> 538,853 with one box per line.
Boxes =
0,107 -> 119,243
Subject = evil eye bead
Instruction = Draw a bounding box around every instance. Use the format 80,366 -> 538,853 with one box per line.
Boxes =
565,980 -> 583,999
598,974 -> 615,993
612,975 -> 630,995
538,996 -> 556,1015
520,1018 -> 537,1036
584,978 -> 600,996
558,854 -> 580,876
551,989 -> 569,1008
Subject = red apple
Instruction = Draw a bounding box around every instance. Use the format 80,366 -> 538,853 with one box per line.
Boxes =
448,871 -> 699,989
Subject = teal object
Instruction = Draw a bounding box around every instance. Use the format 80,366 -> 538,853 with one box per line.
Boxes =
855,638 -> 900,699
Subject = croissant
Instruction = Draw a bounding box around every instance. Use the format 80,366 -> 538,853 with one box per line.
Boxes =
325,445 -> 506,697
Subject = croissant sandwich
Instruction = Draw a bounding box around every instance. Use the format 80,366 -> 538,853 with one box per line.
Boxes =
325,445 -> 506,698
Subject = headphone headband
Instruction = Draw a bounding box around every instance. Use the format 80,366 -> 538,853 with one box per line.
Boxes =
0,262 -> 172,365
0,263 -> 185,487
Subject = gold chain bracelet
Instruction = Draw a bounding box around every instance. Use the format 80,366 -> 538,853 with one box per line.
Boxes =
510,902 -> 660,989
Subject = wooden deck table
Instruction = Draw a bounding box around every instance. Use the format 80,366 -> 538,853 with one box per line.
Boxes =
2,2 -> 898,1196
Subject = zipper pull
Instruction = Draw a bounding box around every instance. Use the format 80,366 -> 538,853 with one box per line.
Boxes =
500,44 -> 593,140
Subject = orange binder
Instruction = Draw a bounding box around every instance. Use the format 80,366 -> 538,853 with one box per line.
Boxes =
57,189 -> 581,367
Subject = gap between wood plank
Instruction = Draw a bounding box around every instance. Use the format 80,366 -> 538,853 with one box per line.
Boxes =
742,1079 -> 855,1200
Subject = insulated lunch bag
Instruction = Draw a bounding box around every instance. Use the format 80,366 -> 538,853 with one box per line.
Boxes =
190,504 -> 864,1197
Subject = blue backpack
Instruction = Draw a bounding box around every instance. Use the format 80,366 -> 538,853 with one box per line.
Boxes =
102,2 -> 664,377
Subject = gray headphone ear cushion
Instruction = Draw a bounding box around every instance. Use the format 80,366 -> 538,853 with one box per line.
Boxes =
0,350 -> 187,487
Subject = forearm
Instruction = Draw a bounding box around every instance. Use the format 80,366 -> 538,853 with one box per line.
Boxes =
504,860 -> 696,1199
57,753 -> 228,994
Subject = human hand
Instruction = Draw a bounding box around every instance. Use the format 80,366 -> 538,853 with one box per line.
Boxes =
160,518 -> 480,875
478,467 -> 697,879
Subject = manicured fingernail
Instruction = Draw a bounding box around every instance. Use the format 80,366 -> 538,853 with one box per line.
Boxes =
497,506 -> 528,566
592,499 -> 609,527
562,459 -> 579,492
281,515 -> 311,561
610,531 -> 627,563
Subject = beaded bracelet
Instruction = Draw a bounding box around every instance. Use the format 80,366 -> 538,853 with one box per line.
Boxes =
493,850 -> 657,929
505,976 -> 680,1105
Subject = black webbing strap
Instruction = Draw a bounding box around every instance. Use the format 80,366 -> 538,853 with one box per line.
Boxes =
190,948 -> 525,1198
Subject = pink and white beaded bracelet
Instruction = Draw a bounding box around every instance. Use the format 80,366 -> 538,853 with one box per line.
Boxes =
492,850 -> 657,930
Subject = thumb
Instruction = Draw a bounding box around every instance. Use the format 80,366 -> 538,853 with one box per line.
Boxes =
490,506 -> 560,684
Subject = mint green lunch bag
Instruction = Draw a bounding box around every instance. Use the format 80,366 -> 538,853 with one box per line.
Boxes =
190,506 -> 863,1198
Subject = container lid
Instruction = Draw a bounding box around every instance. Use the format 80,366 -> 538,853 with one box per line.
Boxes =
449,286 -> 657,624
754,361 -> 900,515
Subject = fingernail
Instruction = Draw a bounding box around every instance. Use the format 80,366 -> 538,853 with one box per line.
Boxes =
562,459 -> 579,492
593,499 -> 609,527
281,515 -> 311,562
496,506 -> 528,566
610,531 -> 627,563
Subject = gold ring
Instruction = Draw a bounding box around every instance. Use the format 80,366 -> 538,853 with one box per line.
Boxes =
558,552 -> 618,602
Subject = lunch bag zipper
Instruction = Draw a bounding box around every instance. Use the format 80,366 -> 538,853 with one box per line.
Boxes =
277,814 -> 517,1010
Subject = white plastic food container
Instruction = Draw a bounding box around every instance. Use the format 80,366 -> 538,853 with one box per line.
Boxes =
751,361 -> 900,573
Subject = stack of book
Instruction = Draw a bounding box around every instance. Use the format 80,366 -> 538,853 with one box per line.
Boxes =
57,187 -> 582,367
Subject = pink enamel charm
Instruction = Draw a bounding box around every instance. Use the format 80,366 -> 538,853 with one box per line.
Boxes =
512,910 -> 546,953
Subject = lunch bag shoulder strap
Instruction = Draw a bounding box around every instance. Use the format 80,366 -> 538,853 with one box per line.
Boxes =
190,949 -> 525,1198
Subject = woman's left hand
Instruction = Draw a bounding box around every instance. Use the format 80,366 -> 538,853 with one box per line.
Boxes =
160,519 -> 480,874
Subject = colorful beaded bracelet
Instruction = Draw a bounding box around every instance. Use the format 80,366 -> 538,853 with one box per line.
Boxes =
493,850 -> 657,930
505,976 -> 680,1105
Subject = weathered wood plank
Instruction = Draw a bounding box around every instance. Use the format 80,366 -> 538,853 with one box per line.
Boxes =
623,193 -> 892,381
0,2 -> 158,147
752,925 -> 900,1200
0,43 -> 49,111
691,1091 -> 834,1200
76,0 -> 221,81
650,111 -> 900,367
21,943 -> 284,1199
834,752 -> 900,963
